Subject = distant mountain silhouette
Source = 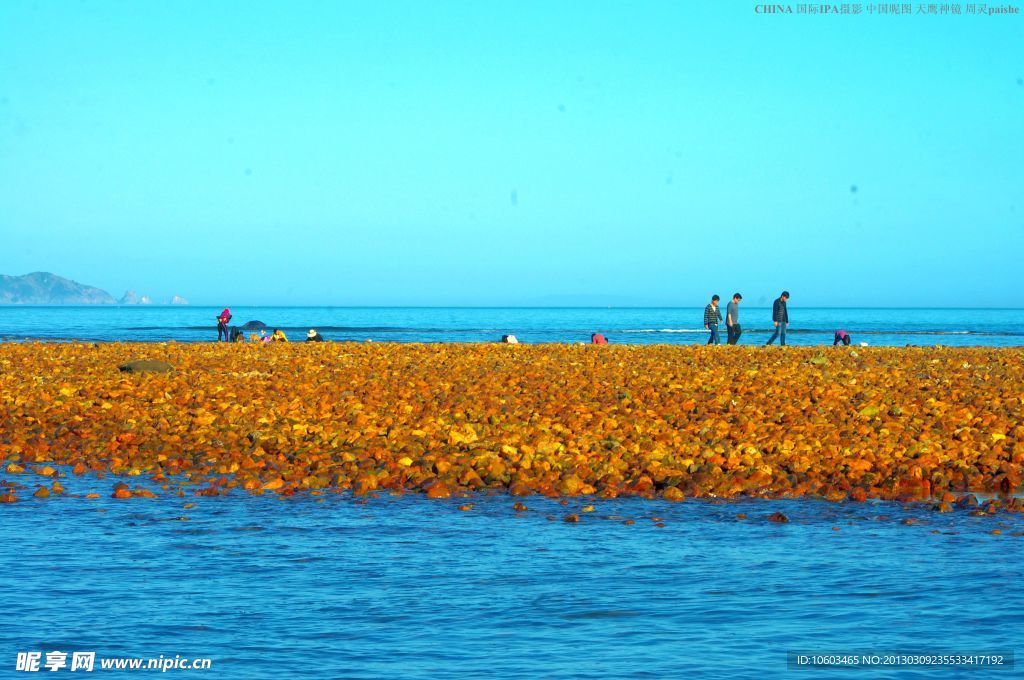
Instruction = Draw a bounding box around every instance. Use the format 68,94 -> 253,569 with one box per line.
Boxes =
0,272 -> 117,304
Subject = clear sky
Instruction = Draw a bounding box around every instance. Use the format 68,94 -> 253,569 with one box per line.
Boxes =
0,1 -> 1021,306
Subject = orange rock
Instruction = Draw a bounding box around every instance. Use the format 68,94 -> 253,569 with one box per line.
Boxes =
32,486 -> 50,498
662,487 -> 685,502
112,488 -> 132,499
767,512 -> 789,523
425,482 -> 451,499
563,514 -> 580,523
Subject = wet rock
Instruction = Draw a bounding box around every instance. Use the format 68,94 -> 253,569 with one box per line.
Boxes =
662,486 -> 685,502
955,494 -> 979,508
425,482 -> 451,499
118,359 -> 173,374
767,512 -> 789,523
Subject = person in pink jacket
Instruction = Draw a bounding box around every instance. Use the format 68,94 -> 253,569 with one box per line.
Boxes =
216,308 -> 232,342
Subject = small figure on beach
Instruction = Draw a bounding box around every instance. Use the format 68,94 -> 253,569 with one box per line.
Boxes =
306,329 -> 325,342
726,293 -> 742,345
591,333 -> 608,345
230,327 -> 245,343
501,334 -> 519,344
271,329 -> 289,342
216,308 -> 232,342
834,330 -> 852,346
704,295 -> 723,345
765,291 -> 790,346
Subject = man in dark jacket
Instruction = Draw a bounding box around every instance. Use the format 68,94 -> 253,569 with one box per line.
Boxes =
765,291 -> 790,346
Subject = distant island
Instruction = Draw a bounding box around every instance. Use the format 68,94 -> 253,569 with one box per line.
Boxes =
0,272 -> 116,304
0,272 -> 187,305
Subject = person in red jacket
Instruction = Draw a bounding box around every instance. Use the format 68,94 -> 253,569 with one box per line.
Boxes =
216,308 -> 232,342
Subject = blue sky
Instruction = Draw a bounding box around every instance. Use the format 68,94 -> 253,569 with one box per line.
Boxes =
1,1 -> 1021,306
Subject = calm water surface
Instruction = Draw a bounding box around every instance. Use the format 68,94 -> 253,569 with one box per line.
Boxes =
1,479 -> 1021,678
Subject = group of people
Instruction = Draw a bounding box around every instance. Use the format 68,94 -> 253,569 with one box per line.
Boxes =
216,309 -> 324,344
703,291 -> 791,346
702,292 -> 854,346
217,302 -> 856,347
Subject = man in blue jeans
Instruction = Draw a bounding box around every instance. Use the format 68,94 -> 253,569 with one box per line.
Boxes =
704,295 -> 723,345
765,291 -> 789,345
725,293 -> 742,345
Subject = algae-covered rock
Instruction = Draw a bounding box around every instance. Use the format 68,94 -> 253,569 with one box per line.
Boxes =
118,359 -> 173,373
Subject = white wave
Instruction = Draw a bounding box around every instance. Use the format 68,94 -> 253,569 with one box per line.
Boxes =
621,329 -> 705,334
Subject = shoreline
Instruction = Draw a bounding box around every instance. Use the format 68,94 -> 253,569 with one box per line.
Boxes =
1,343 -> 1022,507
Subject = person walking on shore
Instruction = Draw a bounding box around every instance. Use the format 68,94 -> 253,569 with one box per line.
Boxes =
725,293 -> 742,345
765,291 -> 789,346
704,295 -> 723,345
216,308 -> 232,342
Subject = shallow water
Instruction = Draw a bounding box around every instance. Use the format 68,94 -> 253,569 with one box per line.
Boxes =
3,305 -> 1024,346
2,481 -> 1021,678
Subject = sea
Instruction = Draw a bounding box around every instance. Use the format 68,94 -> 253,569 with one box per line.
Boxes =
1,305 -> 1024,346
2,306 -> 1023,677
1,489 -> 1021,678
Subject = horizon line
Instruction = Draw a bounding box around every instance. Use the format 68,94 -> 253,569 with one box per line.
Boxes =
3,304 -> 1024,311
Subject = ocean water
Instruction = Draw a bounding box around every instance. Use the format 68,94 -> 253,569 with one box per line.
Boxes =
4,308 -> 1023,677
2,305 -> 1024,346
1,482 -> 1021,678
